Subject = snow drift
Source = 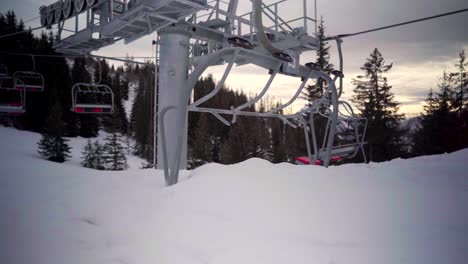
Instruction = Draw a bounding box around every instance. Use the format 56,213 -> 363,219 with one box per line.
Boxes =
0,126 -> 467,264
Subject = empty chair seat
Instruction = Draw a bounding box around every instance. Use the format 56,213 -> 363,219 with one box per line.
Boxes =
71,83 -> 114,114
13,71 -> 45,92
0,76 -> 26,115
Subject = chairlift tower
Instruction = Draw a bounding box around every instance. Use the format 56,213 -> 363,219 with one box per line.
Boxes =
40,0 -> 366,186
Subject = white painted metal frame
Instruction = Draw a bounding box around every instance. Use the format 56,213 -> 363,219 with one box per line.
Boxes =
160,46 -> 340,185
13,71 -> 45,92
71,83 -> 115,114
0,76 -> 26,115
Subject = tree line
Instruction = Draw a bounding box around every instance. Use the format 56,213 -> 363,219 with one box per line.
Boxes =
1,11 -> 467,169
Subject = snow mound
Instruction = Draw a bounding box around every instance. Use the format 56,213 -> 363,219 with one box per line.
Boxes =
0,126 -> 467,264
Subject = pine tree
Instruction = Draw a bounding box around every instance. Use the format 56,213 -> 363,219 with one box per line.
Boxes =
352,48 -> 405,162
302,17 -> 334,103
130,64 -> 154,162
452,50 -> 468,116
93,140 -> 105,170
81,139 -> 95,168
413,72 -> 459,155
37,101 -> 71,163
252,100 -> 272,161
452,50 -> 468,149
71,58 -> 100,138
301,17 -> 333,150
190,113 -> 213,168
102,133 -> 128,170
270,118 -> 287,163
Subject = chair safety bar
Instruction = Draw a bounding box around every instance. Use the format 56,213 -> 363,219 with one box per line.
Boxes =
190,48 -> 241,108
13,71 -> 45,92
268,70 -> 313,114
71,83 -> 115,114
231,61 -> 281,123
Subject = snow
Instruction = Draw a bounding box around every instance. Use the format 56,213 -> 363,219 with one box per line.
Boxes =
0,126 -> 467,264
123,81 -> 138,120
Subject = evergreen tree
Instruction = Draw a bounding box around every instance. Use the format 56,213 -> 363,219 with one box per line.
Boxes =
303,17 -> 334,103
220,124 -> 244,164
352,48 -> 405,162
451,50 -> 468,149
130,64 -> 154,162
71,58 -> 100,137
189,113 -> 213,168
93,140 -> 105,170
413,72 -> 458,155
301,17 -> 333,150
452,50 -> 468,116
81,139 -> 95,168
37,101 -> 71,163
252,100 -> 272,160
103,133 -> 128,170
270,118 -> 287,163
80,139 -> 106,169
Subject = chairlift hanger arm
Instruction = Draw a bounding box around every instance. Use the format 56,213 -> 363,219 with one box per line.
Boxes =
267,69 -> 313,114
190,48 -> 241,108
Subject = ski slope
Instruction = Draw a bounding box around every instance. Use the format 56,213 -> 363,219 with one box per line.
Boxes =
0,126 -> 467,264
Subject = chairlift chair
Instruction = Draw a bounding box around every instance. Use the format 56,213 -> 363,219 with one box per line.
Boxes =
0,76 -> 26,115
71,83 -> 114,114
13,71 -> 45,92
296,99 -> 368,166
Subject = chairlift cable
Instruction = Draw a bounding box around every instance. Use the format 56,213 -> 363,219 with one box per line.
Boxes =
23,16 -> 40,24
0,51 -> 152,65
324,7 -> 468,41
0,26 -> 44,40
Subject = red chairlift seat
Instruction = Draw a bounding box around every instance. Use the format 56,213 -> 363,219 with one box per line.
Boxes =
13,71 -> 45,92
0,76 -> 26,115
295,155 -> 344,166
71,83 -> 114,114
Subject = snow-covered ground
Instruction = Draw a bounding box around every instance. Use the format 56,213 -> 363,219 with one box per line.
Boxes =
0,126 -> 467,264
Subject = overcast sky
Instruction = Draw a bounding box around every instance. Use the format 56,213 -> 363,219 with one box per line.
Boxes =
2,0 -> 468,115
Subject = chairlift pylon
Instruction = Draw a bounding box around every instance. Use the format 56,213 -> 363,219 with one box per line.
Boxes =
71,83 -> 114,114
0,76 -> 26,115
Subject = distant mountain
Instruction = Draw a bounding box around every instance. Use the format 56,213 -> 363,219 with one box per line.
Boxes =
400,116 -> 421,132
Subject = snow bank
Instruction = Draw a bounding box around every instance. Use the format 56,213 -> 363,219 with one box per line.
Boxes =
0,126 -> 467,264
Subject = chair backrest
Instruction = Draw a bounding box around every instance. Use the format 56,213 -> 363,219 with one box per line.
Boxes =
0,77 -> 26,115
13,71 -> 45,92
71,83 -> 114,114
